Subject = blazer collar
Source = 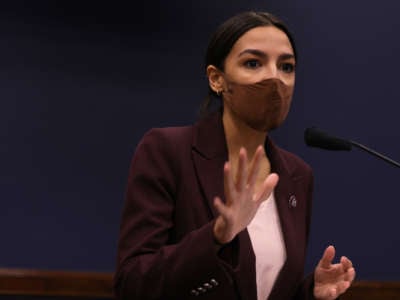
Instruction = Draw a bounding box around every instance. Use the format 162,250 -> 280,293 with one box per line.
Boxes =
192,110 -> 228,160
191,110 -> 299,215
192,110 -> 295,177
191,111 -> 228,217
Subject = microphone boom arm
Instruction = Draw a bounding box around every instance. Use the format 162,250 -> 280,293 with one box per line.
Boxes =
350,140 -> 400,168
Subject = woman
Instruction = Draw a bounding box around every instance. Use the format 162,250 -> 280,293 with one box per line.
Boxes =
114,11 -> 355,300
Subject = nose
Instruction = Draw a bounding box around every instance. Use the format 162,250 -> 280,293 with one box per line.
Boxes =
263,63 -> 279,80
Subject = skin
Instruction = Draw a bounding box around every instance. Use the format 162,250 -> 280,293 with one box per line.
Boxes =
206,26 -> 355,300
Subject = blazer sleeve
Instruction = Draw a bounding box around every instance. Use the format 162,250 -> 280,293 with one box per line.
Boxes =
113,129 -> 238,300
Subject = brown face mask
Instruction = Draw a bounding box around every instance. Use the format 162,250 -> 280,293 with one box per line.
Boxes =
222,78 -> 293,132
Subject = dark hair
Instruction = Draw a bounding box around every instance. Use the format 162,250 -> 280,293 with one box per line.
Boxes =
200,11 -> 297,115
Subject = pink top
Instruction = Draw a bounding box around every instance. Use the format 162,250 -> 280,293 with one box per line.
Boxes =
247,191 -> 286,300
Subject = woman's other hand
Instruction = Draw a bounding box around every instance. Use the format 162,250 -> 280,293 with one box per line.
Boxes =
314,245 -> 356,300
213,145 -> 279,244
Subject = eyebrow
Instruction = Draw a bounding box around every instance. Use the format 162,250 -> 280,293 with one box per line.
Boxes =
238,49 -> 267,58
280,53 -> 296,60
238,49 -> 295,60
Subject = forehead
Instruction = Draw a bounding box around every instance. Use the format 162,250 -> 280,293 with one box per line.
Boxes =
230,26 -> 294,56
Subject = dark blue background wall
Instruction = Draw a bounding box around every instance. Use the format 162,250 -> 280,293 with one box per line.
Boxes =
1,1 -> 399,279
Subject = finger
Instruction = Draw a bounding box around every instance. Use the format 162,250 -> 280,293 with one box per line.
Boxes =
235,147 -> 248,191
247,145 -> 264,187
319,245 -> 336,269
340,256 -> 353,270
223,162 -> 234,204
254,173 -> 279,202
344,267 -> 356,282
213,196 -> 229,217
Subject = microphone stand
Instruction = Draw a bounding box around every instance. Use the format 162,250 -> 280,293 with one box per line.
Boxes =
350,140 -> 400,168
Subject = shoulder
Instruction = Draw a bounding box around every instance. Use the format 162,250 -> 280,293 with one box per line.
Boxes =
133,124 -> 195,166
139,125 -> 194,150
128,125 -> 195,188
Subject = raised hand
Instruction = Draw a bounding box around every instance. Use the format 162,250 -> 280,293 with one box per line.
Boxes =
213,145 -> 279,244
314,245 -> 356,300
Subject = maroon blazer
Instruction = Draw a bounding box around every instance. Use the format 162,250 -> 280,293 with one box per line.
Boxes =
114,111 -> 316,300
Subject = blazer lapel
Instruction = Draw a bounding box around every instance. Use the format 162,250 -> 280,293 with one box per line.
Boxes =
191,111 -> 228,217
266,138 -> 303,299
191,111 -> 257,300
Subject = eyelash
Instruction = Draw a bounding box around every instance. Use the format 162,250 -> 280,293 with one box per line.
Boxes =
243,60 -> 296,73
280,62 -> 295,73
244,59 -> 261,69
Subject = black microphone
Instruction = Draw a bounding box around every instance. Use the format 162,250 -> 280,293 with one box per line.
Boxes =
304,127 -> 400,168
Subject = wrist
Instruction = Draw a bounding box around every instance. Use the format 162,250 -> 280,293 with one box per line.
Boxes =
213,216 -> 235,244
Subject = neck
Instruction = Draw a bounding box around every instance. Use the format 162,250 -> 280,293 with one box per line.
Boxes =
222,109 -> 268,159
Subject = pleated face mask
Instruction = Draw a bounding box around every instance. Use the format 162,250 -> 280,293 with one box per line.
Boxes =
222,78 -> 293,132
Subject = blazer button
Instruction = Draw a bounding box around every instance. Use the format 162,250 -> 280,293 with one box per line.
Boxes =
203,283 -> 212,290
190,289 -> 199,296
197,287 -> 206,293
210,278 -> 219,286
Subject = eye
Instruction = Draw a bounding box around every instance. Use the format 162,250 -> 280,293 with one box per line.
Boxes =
244,59 -> 261,69
280,62 -> 295,73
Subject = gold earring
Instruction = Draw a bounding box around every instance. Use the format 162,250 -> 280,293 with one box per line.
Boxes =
216,89 -> 221,96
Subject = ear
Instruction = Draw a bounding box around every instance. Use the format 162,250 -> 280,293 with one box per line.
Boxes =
206,65 -> 225,94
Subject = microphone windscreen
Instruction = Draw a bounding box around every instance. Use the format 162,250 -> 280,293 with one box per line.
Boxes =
304,127 -> 352,151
